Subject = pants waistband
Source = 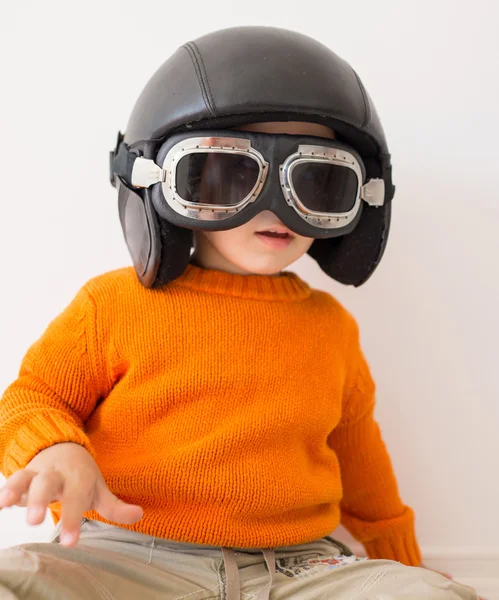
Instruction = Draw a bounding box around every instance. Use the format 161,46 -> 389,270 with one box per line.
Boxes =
52,519 -> 354,600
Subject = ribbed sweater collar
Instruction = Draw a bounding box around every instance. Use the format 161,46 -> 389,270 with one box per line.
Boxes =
171,263 -> 311,302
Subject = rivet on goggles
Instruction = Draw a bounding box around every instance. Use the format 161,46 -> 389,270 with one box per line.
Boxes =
120,131 -> 384,231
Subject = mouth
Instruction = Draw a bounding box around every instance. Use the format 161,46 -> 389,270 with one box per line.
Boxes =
255,227 -> 294,249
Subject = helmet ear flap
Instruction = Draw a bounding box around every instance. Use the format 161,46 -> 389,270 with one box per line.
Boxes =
117,178 -> 161,287
151,198 -> 193,288
117,178 -> 192,288
308,201 -> 391,286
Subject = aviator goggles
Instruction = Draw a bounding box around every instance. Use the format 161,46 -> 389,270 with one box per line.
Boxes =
113,130 -> 385,238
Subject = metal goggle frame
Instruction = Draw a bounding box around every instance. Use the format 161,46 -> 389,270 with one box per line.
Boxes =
129,134 -> 385,230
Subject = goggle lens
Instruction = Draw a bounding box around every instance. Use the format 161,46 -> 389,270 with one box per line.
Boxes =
290,162 -> 358,214
176,152 -> 261,207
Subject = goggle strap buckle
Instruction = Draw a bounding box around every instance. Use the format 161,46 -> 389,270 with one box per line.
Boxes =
361,178 -> 385,207
131,157 -> 167,188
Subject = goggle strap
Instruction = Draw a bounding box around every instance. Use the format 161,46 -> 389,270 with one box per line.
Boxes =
381,155 -> 395,202
110,137 -> 164,189
109,131 -> 125,187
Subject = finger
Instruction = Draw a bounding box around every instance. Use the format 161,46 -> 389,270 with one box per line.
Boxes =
0,470 -> 37,508
58,477 -> 94,546
94,483 -> 143,524
26,470 -> 63,525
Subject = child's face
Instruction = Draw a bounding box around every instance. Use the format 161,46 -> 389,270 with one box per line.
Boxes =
192,121 -> 336,275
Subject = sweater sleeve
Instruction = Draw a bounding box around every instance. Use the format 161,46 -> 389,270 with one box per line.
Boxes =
327,328 -> 422,566
0,285 -> 108,477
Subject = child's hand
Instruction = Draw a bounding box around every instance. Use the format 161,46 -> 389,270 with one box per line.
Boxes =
0,442 -> 143,547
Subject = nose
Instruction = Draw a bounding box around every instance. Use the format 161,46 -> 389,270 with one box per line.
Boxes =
259,210 -> 283,222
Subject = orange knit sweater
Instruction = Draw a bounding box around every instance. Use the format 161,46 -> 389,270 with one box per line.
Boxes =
0,265 -> 421,565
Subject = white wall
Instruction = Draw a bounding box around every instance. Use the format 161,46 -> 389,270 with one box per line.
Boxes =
1,1 -> 498,596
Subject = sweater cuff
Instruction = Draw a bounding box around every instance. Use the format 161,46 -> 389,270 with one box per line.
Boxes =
3,411 -> 95,476
363,528 -> 422,566
342,505 -> 422,566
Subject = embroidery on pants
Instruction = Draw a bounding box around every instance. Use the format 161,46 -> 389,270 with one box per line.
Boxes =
276,554 -> 368,578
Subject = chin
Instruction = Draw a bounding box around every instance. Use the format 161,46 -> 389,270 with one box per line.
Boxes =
233,255 -> 295,275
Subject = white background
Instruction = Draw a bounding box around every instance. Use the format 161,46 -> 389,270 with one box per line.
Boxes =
0,1 -> 498,596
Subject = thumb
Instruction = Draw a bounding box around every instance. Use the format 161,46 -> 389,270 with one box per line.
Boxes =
93,481 -> 143,524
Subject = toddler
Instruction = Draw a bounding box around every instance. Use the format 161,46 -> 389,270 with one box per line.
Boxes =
0,26 -> 478,600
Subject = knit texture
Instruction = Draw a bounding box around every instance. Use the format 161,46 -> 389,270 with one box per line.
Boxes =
0,264 -> 421,565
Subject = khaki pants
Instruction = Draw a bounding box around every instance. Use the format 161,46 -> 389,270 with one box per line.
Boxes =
0,519 -> 477,599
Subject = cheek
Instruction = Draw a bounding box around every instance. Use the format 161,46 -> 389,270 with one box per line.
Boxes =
295,236 -> 315,254
205,228 -> 251,254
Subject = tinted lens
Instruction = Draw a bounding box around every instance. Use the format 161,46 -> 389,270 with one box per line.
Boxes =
291,162 -> 359,213
176,152 -> 260,206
